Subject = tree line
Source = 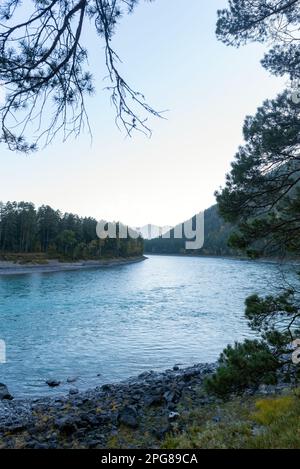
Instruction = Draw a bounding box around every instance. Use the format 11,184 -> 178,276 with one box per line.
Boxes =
0,202 -> 144,260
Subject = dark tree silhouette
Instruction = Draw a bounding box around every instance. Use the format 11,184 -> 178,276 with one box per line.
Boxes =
217,0 -> 300,80
216,1 -> 300,256
0,0 -> 160,152
205,1 -> 300,397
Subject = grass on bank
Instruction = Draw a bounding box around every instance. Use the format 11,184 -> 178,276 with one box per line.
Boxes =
162,392 -> 300,449
0,252 -> 50,264
105,385 -> 300,450
2,388 -> 300,449
0,252 -> 135,265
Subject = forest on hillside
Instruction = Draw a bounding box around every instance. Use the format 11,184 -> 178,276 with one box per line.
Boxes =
0,202 -> 144,260
144,205 -> 236,256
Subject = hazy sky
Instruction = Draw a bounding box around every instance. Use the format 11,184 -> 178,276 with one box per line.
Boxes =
0,0 -> 285,227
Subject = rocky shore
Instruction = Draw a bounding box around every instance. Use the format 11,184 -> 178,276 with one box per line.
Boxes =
0,361 -> 292,449
0,256 -> 147,276
0,363 -> 218,449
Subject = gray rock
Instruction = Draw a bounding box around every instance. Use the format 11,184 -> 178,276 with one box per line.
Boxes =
167,403 -> 177,411
258,384 -> 276,395
0,361 -> 223,449
66,376 -> 78,384
33,442 -> 49,449
163,390 -> 176,403
251,425 -> 265,437
118,406 -> 138,428
6,423 -> 25,432
55,416 -> 78,434
0,383 -> 13,400
46,379 -> 61,388
212,416 -> 221,423
198,397 -> 212,406
98,412 -> 112,424
102,384 -> 112,392
182,371 -> 198,382
144,394 -> 162,407
69,387 -> 79,395
82,413 -> 98,427
88,440 -> 101,448
163,389 -> 181,404
152,425 -> 171,439
46,441 -> 59,449
168,411 -> 180,421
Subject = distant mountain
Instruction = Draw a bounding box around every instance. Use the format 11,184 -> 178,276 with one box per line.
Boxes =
144,205 -> 236,256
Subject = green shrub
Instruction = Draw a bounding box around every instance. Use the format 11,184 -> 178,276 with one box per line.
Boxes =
204,340 -> 279,398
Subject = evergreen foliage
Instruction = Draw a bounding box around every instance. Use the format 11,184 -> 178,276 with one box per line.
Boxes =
208,0 -> 300,396
0,201 -> 143,260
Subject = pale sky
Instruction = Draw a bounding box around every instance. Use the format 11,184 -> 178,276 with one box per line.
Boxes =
0,0 -> 285,227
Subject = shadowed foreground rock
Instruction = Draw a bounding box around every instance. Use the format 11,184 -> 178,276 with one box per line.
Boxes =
0,383 -> 13,401
0,363 -> 216,449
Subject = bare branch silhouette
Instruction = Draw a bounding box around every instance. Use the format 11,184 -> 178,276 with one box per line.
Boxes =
0,0 -> 161,152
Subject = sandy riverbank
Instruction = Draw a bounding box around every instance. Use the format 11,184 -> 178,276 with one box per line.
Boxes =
0,256 -> 147,276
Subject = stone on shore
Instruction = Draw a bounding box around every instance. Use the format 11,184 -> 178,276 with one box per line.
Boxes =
46,379 -> 61,388
118,406 -> 138,428
67,376 -> 78,384
0,362 -> 219,448
0,383 -> 13,400
55,416 -> 78,435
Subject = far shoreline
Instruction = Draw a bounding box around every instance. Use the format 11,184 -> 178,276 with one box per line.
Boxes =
0,256 -> 147,277
145,252 -> 300,265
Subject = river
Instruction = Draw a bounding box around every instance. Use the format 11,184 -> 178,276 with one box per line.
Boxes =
0,255 -> 295,397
